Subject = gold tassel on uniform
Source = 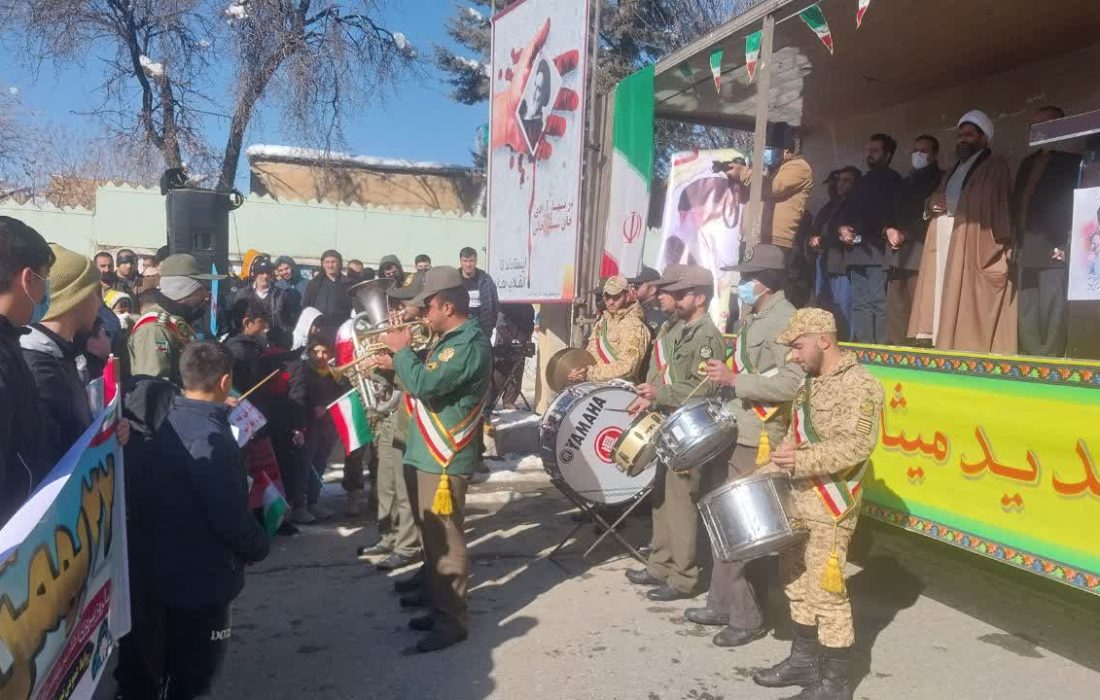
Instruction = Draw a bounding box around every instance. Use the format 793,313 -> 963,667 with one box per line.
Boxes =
755,430 -> 771,465
820,525 -> 846,594
432,471 -> 455,516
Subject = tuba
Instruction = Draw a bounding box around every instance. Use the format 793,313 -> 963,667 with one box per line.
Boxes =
334,278 -> 432,414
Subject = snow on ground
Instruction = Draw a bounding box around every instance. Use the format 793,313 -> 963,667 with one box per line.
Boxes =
491,409 -> 541,430
484,454 -> 547,485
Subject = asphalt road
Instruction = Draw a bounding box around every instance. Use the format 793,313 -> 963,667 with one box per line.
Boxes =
202,448 -> 1100,700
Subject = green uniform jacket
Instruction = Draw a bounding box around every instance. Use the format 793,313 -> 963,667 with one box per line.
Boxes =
726,292 -> 805,447
127,304 -> 196,386
653,314 -> 725,410
394,319 -> 492,476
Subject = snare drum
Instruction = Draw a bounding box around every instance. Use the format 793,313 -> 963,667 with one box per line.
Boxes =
655,399 -> 737,472
698,473 -> 808,562
612,412 -> 663,477
540,381 -> 657,505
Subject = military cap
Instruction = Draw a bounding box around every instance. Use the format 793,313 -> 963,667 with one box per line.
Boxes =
724,244 -> 786,273
661,264 -> 714,292
777,307 -> 838,345
602,275 -> 628,296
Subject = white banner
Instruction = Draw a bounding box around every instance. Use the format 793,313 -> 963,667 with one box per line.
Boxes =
657,149 -> 746,329
1069,186 -> 1100,301
488,0 -> 590,302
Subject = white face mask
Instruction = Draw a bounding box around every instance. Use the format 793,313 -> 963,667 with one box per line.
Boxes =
911,152 -> 931,170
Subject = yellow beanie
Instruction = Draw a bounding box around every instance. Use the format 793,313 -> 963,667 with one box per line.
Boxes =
43,244 -> 100,322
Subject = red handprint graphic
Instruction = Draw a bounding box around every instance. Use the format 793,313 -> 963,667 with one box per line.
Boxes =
492,18 -> 581,161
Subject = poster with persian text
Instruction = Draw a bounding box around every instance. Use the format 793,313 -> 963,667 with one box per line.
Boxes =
488,0 -> 590,302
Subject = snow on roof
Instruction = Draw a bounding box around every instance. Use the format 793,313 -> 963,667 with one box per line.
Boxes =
246,144 -> 473,173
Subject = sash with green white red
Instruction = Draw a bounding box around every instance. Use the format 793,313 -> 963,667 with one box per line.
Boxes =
791,377 -> 865,520
653,331 -> 673,384
405,392 -> 488,467
595,322 -> 618,363
729,325 -> 779,421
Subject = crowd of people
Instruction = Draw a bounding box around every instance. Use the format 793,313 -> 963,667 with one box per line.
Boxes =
0,214 -> 535,697
734,106 -> 1084,358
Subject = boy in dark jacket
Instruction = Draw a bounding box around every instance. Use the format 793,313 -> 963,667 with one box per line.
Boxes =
137,341 -> 269,699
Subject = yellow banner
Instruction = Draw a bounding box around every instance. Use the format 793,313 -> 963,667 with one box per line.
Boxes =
849,345 -> 1100,594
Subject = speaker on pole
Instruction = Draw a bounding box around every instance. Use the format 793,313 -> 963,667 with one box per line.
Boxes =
165,186 -> 243,275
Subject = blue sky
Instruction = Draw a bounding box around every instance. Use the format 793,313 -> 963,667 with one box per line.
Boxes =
0,0 -> 488,186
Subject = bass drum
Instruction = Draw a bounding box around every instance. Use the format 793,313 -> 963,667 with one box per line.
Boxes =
540,381 -> 657,505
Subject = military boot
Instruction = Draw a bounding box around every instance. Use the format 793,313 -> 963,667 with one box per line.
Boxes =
788,645 -> 853,699
753,623 -> 821,688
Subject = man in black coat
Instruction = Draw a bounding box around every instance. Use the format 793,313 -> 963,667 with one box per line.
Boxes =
1013,106 -> 1083,357
839,134 -> 903,344
303,249 -> 353,319
809,167 -> 860,338
234,258 -> 301,335
885,135 -> 944,345
0,216 -> 54,526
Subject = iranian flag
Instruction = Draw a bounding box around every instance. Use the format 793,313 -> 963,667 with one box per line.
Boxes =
800,4 -> 834,54
256,471 -> 289,536
89,355 -> 121,447
856,0 -> 871,28
745,30 -> 762,82
329,389 -> 373,454
335,319 -> 356,366
601,64 -> 655,278
709,48 -> 724,94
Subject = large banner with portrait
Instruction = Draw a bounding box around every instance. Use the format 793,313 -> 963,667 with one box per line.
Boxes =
1068,186 -> 1100,301
488,0 -> 590,302
0,409 -> 130,699
657,149 -> 746,329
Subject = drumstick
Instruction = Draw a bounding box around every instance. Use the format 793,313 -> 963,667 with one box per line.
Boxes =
237,369 -> 281,402
682,377 -> 711,403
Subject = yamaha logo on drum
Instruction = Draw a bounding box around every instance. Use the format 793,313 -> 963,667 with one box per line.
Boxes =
594,427 -> 622,464
564,396 -> 608,450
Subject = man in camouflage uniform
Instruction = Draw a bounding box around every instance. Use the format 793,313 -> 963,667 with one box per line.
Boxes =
128,254 -> 224,385
753,307 -> 884,700
378,266 -> 491,654
688,244 -> 805,647
625,265 -> 727,601
569,275 -> 650,384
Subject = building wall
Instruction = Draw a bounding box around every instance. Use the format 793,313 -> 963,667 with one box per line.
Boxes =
250,160 -> 484,213
800,42 -> 1100,210
0,184 -> 488,266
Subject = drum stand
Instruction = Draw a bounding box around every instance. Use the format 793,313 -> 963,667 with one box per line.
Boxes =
546,479 -> 654,563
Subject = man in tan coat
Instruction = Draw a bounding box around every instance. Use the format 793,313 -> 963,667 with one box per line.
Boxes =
726,130 -> 814,251
908,110 -> 1017,353
754,308 -> 884,700
569,275 -> 650,384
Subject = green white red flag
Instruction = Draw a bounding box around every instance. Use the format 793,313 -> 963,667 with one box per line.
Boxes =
601,64 -> 655,278
329,389 -> 373,454
256,471 -> 289,536
709,48 -> 724,94
800,4 -> 834,54
745,30 -> 762,82
856,0 -> 871,28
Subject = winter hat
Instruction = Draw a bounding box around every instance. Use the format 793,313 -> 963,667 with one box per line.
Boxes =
44,244 -> 101,322
103,289 -> 133,310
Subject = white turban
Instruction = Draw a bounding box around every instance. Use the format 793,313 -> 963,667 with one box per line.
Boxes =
958,109 -> 994,142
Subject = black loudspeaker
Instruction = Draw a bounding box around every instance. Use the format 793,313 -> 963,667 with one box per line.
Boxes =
165,188 -> 238,275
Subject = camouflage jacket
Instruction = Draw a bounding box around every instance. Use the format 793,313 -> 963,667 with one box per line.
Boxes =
585,302 -> 650,383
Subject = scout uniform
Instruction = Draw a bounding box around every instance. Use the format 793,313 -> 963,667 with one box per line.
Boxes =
694,245 -> 806,642
128,254 -> 222,385
754,307 -> 883,699
392,267 -> 492,650
584,275 -> 651,383
642,265 -> 726,597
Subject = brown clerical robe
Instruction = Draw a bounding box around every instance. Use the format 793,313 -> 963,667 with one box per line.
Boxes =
908,150 -> 1017,354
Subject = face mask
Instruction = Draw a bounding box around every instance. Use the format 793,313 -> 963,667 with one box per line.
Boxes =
28,276 -> 51,324
911,152 -> 930,170
737,280 -> 760,306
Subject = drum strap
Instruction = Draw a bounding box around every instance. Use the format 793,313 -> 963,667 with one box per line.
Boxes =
792,376 -> 865,521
